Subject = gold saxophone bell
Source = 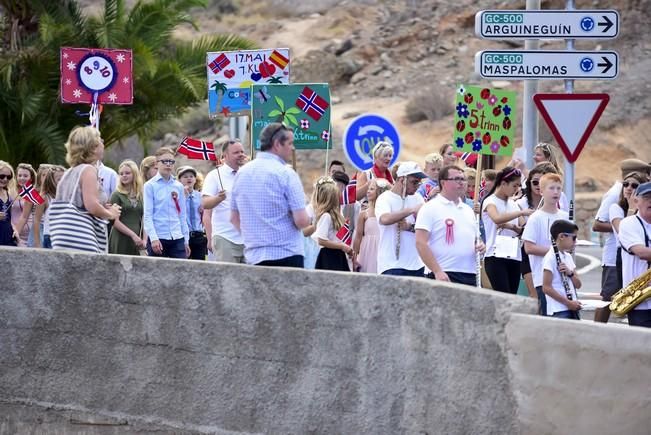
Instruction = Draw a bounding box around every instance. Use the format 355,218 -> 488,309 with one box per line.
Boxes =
609,268 -> 651,316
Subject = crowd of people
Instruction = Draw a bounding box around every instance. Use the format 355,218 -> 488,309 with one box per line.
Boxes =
1,123 -> 650,327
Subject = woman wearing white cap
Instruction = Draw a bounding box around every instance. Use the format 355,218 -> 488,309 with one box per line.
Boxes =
178,165 -> 207,260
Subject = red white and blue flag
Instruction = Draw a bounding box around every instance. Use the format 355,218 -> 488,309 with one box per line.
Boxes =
19,181 -> 45,205
295,86 -> 329,121
336,219 -> 352,246
208,53 -> 230,74
340,179 -> 356,206
178,137 -> 220,162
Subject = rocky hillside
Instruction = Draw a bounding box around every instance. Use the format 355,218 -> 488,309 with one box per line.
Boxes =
94,0 -> 651,191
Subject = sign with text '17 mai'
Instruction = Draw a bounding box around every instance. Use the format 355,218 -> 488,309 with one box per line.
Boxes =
251,84 -> 331,150
475,50 -> 618,80
453,84 -> 517,157
475,10 -> 619,39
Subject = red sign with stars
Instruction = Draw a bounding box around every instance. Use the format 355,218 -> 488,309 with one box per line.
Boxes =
60,47 -> 133,105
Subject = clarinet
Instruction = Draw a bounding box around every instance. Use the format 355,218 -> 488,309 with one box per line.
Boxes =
551,238 -> 576,304
395,181 -> 406,260
568,200 -> 574,222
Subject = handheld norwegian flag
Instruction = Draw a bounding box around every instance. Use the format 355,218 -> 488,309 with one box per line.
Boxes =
178,137 -> 220,162
295,86 -> 329,121
19,181 -> 45,205
340,179 -> 357,205
336,220 -> 353,246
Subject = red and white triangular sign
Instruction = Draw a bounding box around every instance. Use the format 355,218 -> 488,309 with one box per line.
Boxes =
533,93 -> 609,163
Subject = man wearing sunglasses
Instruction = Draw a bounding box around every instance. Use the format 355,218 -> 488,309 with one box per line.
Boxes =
231,122 -> 309,268
618,181 -> 651,328
416,165 -> 485,285
143,147 -> 190,259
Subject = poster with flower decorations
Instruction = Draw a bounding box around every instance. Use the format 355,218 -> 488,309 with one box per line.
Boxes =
207,49 -> 290,118
453,84 -> 517,157
250,83 -> 331,150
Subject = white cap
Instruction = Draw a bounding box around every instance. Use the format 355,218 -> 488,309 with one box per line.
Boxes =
396,161 -> 427,179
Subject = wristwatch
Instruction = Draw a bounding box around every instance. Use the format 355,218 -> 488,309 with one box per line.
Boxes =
566,271 -> 575,278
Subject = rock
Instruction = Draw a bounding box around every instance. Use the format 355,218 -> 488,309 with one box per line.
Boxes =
342,111 -> 361,119
350,72 -> 367,84
458,45 -> 468,53
382,70 -> 392,79
335,39 -> 354,56
331,96 -> 342,104
336,56 -> 365,79
490,81 -> 511,89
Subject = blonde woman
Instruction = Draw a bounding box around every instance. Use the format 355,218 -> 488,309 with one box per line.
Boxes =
353,178 -> 392,273
109,160 -> 146,255
140,156 -> 158,182
11,163 -> 38,246
533,142 -> 563,175
0,161 -> 17,246
50,126 -> 121,252
355,141 -> 395,201
312,176 -> 353,271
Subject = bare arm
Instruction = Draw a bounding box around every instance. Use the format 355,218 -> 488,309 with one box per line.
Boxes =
230,210 -> 240,232
378,205 -> 420,226
610,217 -> 622,234
524,240 -> 549,257
592,220 -> 612,233
317,236 -> 352,254
203,208 -> 213,252
629,245 -> 651,262
32,201 -> 45,248
201,191 -> 226,210
352,210 -> 367,254
484,203 -> 529,225
355,171 -> 368,201
13,201 -> 33,235
80,166 -> 119,220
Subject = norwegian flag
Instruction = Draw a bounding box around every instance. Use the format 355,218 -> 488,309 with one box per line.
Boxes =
295,86 -> 329,121
336,220 -> 352,246
178,137 -> 220,162
478,178 -> 487,201
268,50 -> 289,69
340,179 -> 356,205
19,181 -> 45,205
60,47 -> 133,104
300,119 -> 310,129
424,183 -> 434,200
208,53 -> 230,74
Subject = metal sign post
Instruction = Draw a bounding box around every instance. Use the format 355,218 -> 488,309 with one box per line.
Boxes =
563,0 -> 576,209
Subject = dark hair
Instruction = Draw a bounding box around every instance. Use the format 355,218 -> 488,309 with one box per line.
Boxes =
259,122 -> 291,151
550,219 -> 578,240
524,162 -> 558,208
439,143 -> 453,157
618,172 -> 649,215
221,138 -> 241,154
329,160 -> 345,170
331,170 -> 349,185
481,166 -> 522,210
438,164 -> 463,185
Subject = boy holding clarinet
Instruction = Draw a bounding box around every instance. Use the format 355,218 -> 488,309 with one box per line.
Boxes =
542,220 -> 583,319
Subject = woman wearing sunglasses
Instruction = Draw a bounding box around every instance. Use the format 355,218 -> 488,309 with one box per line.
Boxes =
0,161 -> 18,246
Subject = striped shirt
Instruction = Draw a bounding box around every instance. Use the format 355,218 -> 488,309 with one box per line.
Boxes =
231,152 -> 306,264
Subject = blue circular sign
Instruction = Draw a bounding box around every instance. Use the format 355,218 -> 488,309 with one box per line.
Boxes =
580,17 -> 595,32
343,114 -> 400,171
580,57 -> 594,72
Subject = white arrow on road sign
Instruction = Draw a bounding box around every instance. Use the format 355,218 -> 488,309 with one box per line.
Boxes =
475,50 -> 618,80
533,93 -> 609,163
475,10 -> 619,39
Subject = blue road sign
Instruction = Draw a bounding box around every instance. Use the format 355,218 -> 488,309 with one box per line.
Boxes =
343,114 -> 400,171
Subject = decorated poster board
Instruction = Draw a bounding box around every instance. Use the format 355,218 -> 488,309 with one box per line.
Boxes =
453,84 -> 517,156
207,49 -> 291,118
251,84 -> 331,150
60,47 -> 133,104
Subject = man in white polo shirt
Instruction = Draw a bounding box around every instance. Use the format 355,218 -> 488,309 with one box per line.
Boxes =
416,165 -> 486,286
201,139 -> 247,263
376,161 -> 426,276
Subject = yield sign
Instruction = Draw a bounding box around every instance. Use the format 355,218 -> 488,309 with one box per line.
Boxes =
533,93 -> 609,163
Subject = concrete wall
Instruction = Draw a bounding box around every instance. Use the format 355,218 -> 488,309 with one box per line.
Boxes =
1,247 -> 650,434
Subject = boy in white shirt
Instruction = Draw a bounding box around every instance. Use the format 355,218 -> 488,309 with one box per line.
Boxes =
542,220 -> 582,319
522,173 -> 569,315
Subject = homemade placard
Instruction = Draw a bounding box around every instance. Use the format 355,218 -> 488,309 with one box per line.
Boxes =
453,84 -> 517,156
207,49 -> 291,118
60,47 -> 133,105
251,84 -> 331,150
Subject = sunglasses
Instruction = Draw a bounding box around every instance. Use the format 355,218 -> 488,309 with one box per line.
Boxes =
0,174 -> 13,180
561,233 -> 577,241
158,159 -> 175,166
531,180 -> 540,186
623,181 -> 639,189
443,177 -> 467,183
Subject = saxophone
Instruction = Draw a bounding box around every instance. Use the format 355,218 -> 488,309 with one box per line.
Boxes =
609,268 -> 651,316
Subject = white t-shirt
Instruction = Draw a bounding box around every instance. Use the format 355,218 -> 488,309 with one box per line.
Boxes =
482,194 -> 522,261
618,214 -> 651,310
522,209 -> 569,287
376,191 -> 424,273
608,203 -> 626,247
542,248 -> 578,315
515,196 -> 534,224
415,194 -> 477,274
98,163 -> 118,198
595,186 -> 621,266
202,164 -> 242,244
312,213 -> 337,247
